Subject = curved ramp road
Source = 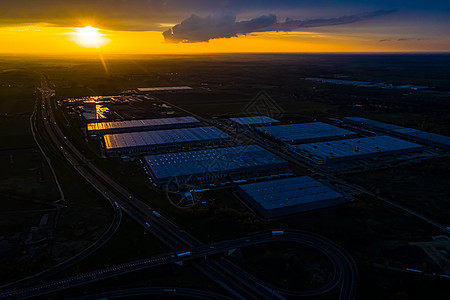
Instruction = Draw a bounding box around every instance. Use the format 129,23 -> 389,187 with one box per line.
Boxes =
69,287 -> 234,300
0,77 -> 123,291
7,75 -> 357,300
0,231 -> 356,300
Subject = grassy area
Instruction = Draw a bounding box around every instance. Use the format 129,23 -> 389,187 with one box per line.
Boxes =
231,242 -> 333,290
50,264 -> 223,300
4,54 -> 448,298
0,91 -> 114,285
56,216 -> 168,277
358,266 -> 450,300
341,157 -> 450,225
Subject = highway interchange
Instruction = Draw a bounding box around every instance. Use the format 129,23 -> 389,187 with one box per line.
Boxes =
0,76 -> 357,299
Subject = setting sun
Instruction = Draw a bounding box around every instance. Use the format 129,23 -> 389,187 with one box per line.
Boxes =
72,26 -> 110,48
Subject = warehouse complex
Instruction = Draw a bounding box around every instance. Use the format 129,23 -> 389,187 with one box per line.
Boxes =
104,126 -> 230,156
344,116 -> 450,149
256,122 -> 358,144
87,117 -> 201,136
238,176 -> 344,218
293,136 -> 424,165
229,116 -> 280,126
144,145 -> 288,185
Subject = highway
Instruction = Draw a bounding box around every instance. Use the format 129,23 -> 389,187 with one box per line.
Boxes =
0,77 -> 357,300
32,76 -> 287,299
69,287 -> 234,300
0,231 -> 356,299
0,76 -> 123,291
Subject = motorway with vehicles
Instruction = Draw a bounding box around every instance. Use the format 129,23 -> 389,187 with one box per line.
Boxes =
0,76 -> 123,292
0,76 -> 357,300
70,287 -> 235,300
0,231 -> 356,299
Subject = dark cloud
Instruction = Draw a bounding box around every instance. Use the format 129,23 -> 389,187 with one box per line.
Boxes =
163,14 -> 278,42
164,10 -> 397,42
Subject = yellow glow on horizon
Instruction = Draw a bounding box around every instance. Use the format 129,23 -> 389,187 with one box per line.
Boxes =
0,25 -> 447,55
71,26 -> 110,48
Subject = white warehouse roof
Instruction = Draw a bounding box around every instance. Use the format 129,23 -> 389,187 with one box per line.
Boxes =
104,126 -> 229,150
87,117 -> 200,133
229,116 -> 279,126
144,145 -> 287,181
238,176 -> 344,217
294,136 -> 423,164
256,122 -> 358,144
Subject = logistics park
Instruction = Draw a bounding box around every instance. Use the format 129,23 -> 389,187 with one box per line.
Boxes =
3,53 -> 450,300
11,80 -> 447,300
68,86 -> 450,219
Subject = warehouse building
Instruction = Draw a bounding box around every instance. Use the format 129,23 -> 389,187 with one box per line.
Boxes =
293,136 -> 424,165
256,122 -> 358,144
344,116 -> 404,133
238,176 -> 345,218
392,128 -> 450,149
104,126 -> 230,157
144,145 -> 288,185
229,116 -> 280,126
137,86 -> 193,93
87,116 -> 201,136
344,117 -> 450,149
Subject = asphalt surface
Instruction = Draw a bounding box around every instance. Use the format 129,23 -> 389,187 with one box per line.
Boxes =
0,231 -> 356,299
69,287 -> 234,300
0,76 -> 123,291
0,77 -> 357,300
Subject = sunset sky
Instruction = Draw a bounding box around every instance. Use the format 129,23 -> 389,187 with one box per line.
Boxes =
1,0 -> 449,54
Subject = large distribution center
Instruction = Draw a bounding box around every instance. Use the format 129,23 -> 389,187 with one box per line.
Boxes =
345,116 -> 450,149
256,122 -> 358,144
293,136 -> 424,165
238,176 -> 345,218
87,117 -> 201,136
344,117 -> 404,132
144,145 -> 288,185
393,128 -> 450,149
104,126 -> 230,156
229,116 -> 280,126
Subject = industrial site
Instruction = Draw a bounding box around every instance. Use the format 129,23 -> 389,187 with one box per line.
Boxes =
2,54 -> 450,300
57,86 -> 450,221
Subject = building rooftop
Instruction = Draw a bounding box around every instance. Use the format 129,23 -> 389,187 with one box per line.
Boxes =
137,86 -> 193,92
144,145 -> 287,180
239,176 -> 343,211
344,117 -> 405,131
104,126 -> 229,150
294,136 -> 423,163
256,122 -> 357,144
87,116 -> 200,133
394,128 -> 450,148
345,116 -> 450,148
229,116 -> 279,125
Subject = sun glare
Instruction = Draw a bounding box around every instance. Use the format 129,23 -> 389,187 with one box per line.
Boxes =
72,26 -> 110,48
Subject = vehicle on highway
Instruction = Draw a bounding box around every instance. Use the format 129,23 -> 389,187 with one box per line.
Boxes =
153,211 -> 161,218
145,222 -> 150,227
176,251 -> 191,258
271,231 -> 284,235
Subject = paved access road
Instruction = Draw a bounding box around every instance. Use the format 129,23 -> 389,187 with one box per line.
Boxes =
2,76 -> 356,300
0,230 -> 356,300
